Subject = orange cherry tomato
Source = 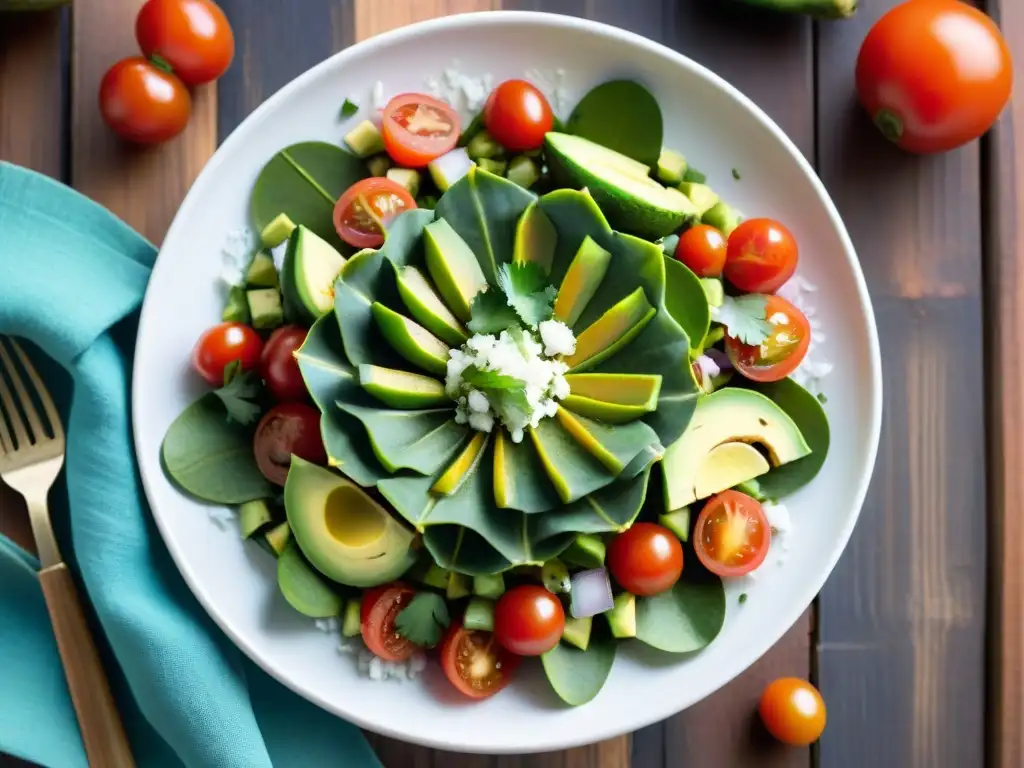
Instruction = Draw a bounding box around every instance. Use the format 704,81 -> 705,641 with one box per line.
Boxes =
725,294 -> 810,383
483,79 -> 554,152
725,218 -> 798,294
607,522 -> 684,596
693,490 -> 770,578
135,0 -> 235,86
333,178 -> 417,249
360,583 -> 418,662
856,0 -> 1012,154
493,585 -> 565,657
440,620 -> 521,700
99,57 -> 192,144
759,677 -> 827,746
192,321 -> 263,385
674,224 -> 727,278
381,93 -> 461,168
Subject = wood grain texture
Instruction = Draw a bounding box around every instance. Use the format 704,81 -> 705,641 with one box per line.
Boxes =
815,4 -> 987,768
70,0 -> 216,244
983,1 -> 1023,766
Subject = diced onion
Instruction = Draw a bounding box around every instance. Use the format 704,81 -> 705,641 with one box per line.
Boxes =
569,567 -> 614,618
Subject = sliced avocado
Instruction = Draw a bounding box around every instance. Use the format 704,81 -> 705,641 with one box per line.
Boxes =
344,120 -> 385,157
358,364 -> 448,409
702,201 -> 742,237
561,533 -> 606,569
562,616 -> 593,651
281,225 -> 347,323
695,442 -> 770,501
277,543 -> 344,618
679,182 -> 720,217
552,236 -> 611,328
222,285 -> 250,323
423,218 -> 488,322
385,167 -> 421,197
564,373 -> 662,408
239,499 -> 273,539
260,213 -> 297,248
371,302 -> 450,376
447,571 -> 471,600
466,130 -> 503,160
554,407 -> 629,474
662,388 -> 812,511
284,456 -> 416,587
735,477 -> 768,501
246,251 -> 279,288
396,265 -> 469,347
476,157 -> 508,176
464,597 -> 495,632
700,277 -> 724,307
541,558 -> 571,594
342,598 -> 361,637
431,432 -> 488,496
473,573 -> 505,599
247,288 -> 284,330
366,154 -> 391,178
265,521 -> 291,556
506,155 -> 540,189
514,202 -> 557,275
545,132 -> 698,240
563,287 -> 656,372
560,395 -> 649,424
421,563 -> 450,590
657,148 -> 688,185
605,592 -> 637,639
659,508 -> 691,543
428,147 -> 474,192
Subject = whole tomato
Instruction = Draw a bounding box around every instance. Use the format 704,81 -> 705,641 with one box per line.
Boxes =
253,403 -> 326,485
135,0 -> 235,86
856,0 -> 1013,154
260,325 -> 309,403
192,322 -> 262,386
99,57 -> 191,144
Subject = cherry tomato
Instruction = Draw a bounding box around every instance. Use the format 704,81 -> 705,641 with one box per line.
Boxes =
99,57 -> 191,144
135,0 -> 234,86
381,93 -> 461,168
674,224 -> 727,278
493,585 -> 564,657
360,583 -> 418,662
483,79 -> 554,152
693,490 -> 771,578
253,403 -> 326,485
607,522 -> 684,597
192,322 -> 263,386
759,677 -> 827,746
725,218 -> 798,294
725,294 -> 810,383
260,325 -> 308,403
856,0 -> 1012,155
440,620 -> 521,699
333,178 -> 417,249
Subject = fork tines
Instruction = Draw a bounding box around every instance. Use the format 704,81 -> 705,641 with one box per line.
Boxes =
0,336 -> 64,455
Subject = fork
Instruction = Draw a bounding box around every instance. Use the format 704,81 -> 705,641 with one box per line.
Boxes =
0,336 -> 135,767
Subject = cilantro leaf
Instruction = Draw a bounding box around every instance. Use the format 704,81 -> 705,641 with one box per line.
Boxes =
340,98 -> 359,119
467,289 -> 520,335
394,591 -> 450,648
715,294 -> 771,346
496,262 -> 557,328
213,370 -> 263,426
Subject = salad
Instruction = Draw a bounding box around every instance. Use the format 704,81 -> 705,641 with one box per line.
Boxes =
160,74 -> 830,706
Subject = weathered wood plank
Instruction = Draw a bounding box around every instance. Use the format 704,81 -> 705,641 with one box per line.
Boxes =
815,4 -> 987,768
983,2 -> 1023,766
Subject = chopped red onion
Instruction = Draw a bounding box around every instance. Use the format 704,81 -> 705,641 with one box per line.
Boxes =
695,354 -> 721,379
703,347 -> 732,372
569,567 -> 614,618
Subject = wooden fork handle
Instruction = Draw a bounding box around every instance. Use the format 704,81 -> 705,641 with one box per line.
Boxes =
39,563 -> 135,768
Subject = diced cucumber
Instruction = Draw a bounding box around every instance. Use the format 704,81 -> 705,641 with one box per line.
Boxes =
702,201 -> 741,237
476,157 -> 507,176
386,167 -> 422,197
605,592 -> 637,639
239,499 -> 273,539
734,478 -> 767,501
342,598 -> 361,637
247,288 -> 284,330
344,120 -> 385,157
265,521 -> 291,556
679,182 -> 720,218
366,154 -> 391,178
222,285 -> 250,323
562,616 -> 592,651
428,148 -> 473,192
657,148 -> 688,185
683,167 -> 707,184
421,563 -> 450,590
466,130 -> 503,160
560,533 -> 606,569
700,277 -> 724,307
260,214 -> 297,249
506,155 -> 539,189
464,597 -> 495,632
473,573 -> 505,599
447,572 -> 471,600
246,251 -> 279,288
659,508 -> 691,542
541,558 -> 570,594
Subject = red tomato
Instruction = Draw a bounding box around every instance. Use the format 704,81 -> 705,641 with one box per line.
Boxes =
360,583 -> 418,662
856,0 -> 1012,155
440,621 -> 521,700
483,79 -> 554,152
493,585 -> 564,657
333,178 -> 417,249
725,294 -> 810,383
725,218 -> 798,294
99,57 -> 191,144
759,677 -> 827,746
674,224 -> 727,278
253,403 -> 326,485
260,325 -> 308,403
135,0 -> 234,86
693,490 -> 771,578
381,93 -> 461,167
607,523 -> 684,596
192,322 -> 263,386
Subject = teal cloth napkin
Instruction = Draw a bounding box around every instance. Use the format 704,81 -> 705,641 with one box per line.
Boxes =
0,161 -> 382,768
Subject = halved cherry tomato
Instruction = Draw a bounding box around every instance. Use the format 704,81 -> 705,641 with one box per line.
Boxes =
607,522 -> 683,597
99,57 -> 192,145
260,325 -> 308,403
493,585 -> 564,657
381,93 -> 461,167
674,224 -> 727,278
759,677 -> 827,746
856,0 -> 1012,155
693,490 -> 770,578
361,583 -> 418,662
192,322 -> 263,385
440,621 -> 521,700
135,0 -> 235,86
333,178 -> 417,249
725,218 -> 798,294
253,403 -> 326,485
725,294 -> 810,383
483,79 -> 554,152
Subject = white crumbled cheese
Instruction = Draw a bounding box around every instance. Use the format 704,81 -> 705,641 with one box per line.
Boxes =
764,501 -> 793,564
539,319 -> 577,357
425,64 -> 568,122
467,389 -> 490,413
314,617 -> 340,634
777,274 -> 833,395
220,228 -> 255,287
357,648 -> 426,682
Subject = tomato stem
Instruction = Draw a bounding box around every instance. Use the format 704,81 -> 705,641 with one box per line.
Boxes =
873,109 -> 904,144
149,53 -> 174,75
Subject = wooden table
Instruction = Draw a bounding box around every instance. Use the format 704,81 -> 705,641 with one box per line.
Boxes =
1,1 -> 1021,766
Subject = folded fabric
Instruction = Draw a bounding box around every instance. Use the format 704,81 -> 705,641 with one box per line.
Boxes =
0,161 -> 381,768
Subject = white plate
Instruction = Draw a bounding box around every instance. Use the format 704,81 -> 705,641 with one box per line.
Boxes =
133,11 -> 882,754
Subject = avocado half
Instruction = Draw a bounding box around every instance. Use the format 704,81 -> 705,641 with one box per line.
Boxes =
662,388 -> 812,511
